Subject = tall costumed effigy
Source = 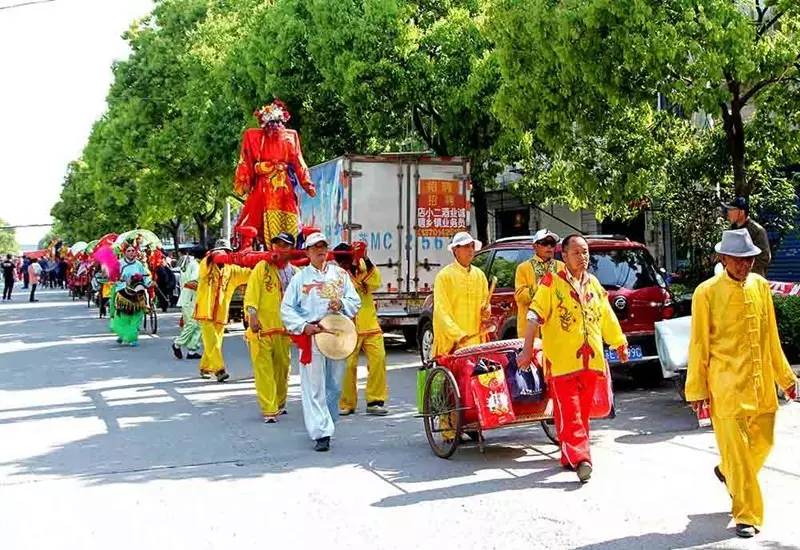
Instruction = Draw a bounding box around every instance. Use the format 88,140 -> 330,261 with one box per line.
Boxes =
216,99 -> 367,269
232,99 -> 316,250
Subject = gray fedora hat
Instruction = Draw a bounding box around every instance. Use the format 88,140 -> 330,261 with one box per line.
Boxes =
714,228 -> 761,257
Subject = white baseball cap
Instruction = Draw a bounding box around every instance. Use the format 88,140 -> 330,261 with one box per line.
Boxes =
532,228 -> 560,244
304,232 -> 329,249
447,231 -> 482,252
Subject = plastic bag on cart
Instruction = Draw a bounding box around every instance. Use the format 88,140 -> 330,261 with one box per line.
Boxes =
469,366 -> 516,429
506,353 -> 547,402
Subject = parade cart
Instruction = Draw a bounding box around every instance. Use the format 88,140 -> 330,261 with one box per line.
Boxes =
420,339 -> 614,459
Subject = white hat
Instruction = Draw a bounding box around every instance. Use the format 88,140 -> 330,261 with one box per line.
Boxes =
532,228 -> 559,243
447,231 -> 482,252
304,232 -> 329,249
714,228 -> 761,257
212,238 -> 232,251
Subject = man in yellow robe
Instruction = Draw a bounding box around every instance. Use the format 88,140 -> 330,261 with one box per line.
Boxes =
244,233 -> 297,422
432,232 -> 491,358
334,243 -> 389,416
194,239 -> 251,382
518,234 -> 628,483
514,228 -> 564,338
686,228 -> 797,538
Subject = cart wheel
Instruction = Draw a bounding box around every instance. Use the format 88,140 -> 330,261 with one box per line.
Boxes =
540,420 -> 559,445
423,366 -> 462,459
149,308 -> 158,335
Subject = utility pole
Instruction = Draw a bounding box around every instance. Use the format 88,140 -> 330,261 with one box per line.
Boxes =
223,202 -> 231,241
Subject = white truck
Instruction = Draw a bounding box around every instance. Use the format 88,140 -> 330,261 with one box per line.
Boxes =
301,153 -> 471,344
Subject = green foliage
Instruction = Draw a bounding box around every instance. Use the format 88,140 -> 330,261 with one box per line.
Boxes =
51,0 -> 800,253
490,0 -> 800,254
773,294 -> 800,359
0,218 -> 19,255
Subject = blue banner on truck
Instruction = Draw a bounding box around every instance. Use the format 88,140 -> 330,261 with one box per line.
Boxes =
303,159 -> 345,242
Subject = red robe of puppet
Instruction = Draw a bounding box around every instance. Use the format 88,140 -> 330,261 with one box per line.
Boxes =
233,126 -> 315,246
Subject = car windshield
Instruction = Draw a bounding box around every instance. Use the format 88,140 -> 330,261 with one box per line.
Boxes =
589,249 -> 659,290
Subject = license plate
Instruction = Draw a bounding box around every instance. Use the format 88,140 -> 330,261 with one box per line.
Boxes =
605,345 -> 643,363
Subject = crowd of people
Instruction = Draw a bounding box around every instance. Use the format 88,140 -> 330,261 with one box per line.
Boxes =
1,254 -> 71,302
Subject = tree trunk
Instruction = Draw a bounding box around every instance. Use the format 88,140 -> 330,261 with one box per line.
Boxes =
194,214 -> 209,249
170,221 -> 181,252
720,101 -> 748,196
471,179 -> 489,244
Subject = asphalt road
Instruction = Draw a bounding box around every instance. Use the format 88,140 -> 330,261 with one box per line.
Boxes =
1,287 -> 799,549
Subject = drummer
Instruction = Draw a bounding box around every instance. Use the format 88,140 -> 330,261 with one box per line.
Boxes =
280,232 -> 361,452
432,231 -> 491,358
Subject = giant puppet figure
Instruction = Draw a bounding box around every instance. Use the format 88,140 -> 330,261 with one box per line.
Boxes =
233,100 -> 316,248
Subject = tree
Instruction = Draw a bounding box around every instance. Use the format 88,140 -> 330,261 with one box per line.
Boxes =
491,0 -> 800,200
0,218 -> 19,255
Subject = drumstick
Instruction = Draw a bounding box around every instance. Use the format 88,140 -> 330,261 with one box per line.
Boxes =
486,276 -> 497,305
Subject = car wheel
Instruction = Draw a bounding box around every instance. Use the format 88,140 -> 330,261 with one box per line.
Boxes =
418,319 -> 434,364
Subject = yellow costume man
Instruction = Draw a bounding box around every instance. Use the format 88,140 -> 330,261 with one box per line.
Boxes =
244,232 -> 297,422
432,232 -> 490,358
334,243 -> 389,416
514,228 -> 564,338
518,234 -> 627,483
194,239 -> 251,383
687,229 -> 797,539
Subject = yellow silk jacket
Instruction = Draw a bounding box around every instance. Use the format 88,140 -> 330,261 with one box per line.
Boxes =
194,259 -> 251,326
432,261 -> 489,357
514,256 -> 564,338
530,269 -> 626,377
686,271 -> 797,418
243,260 -> 295,337
349,260 -> 382,336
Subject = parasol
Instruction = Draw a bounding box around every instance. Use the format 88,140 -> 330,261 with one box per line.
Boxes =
115,229 -> 162,250
88,233 -> 118,253
69,241 -> 89,255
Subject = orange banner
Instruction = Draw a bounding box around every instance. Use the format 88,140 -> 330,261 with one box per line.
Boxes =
417,179 -> 467,237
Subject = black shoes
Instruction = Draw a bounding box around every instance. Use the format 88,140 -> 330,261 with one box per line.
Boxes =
735,524 -> 756,538
186,352 -> 202,360
215,370 -> 230,383
172,344 -> 183,359
314,437 -> 331,452
576,461 -> 593,483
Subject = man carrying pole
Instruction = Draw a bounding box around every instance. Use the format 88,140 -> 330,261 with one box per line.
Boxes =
194,239 -> 251,382
334,242 -> 389,416
244,232 -> 297,423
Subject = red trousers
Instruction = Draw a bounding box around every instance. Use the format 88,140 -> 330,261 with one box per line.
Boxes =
550,369 -> 598,468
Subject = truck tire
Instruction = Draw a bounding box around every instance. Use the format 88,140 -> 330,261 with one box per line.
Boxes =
418,319 -> 434,364
403,327 -> 417,348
